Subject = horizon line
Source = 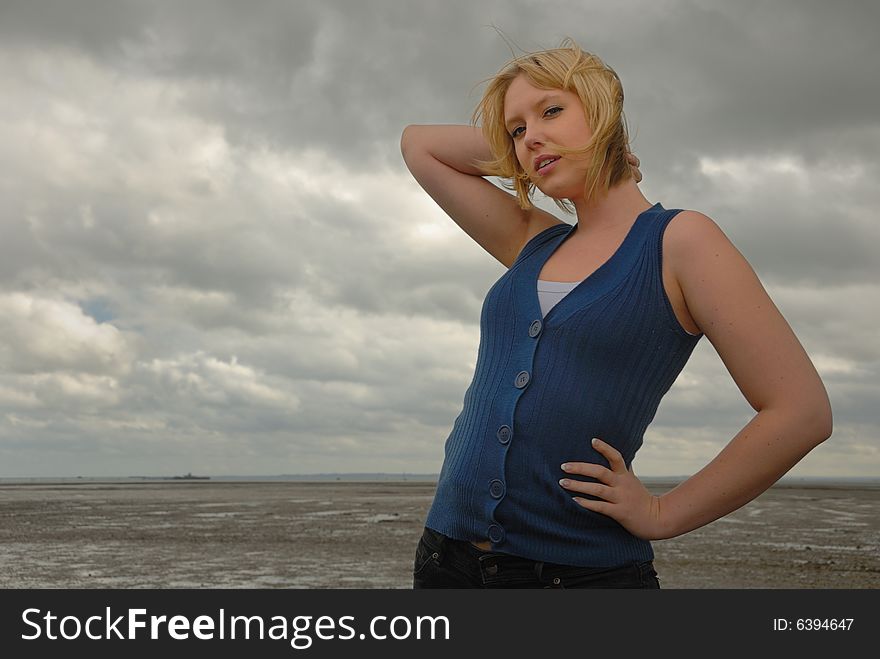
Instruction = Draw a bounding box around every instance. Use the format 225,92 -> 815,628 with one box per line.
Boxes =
1,473 -> 878,483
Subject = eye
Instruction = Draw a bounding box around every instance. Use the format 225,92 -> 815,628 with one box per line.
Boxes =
510,105 -> 562,139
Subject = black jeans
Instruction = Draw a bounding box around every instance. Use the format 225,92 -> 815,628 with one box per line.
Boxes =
413,527 -> 660,589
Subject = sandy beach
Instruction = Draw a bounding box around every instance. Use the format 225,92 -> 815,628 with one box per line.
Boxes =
1,480 -> 877,589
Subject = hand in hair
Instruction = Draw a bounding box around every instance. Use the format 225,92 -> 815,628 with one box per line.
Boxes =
626,151 -> 642,183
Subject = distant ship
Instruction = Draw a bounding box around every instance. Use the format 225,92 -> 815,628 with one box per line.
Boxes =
171,472 -> 210,480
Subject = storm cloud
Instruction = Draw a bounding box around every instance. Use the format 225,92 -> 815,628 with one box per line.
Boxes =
0,0 -> 876,477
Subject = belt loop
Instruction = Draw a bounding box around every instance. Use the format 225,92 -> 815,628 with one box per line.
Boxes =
534,560 -> 545,581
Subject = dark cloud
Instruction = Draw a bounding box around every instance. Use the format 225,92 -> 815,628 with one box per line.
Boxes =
0,0 -> 876,477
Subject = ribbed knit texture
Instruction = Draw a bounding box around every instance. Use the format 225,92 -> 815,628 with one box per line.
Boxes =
425,203 -> 702,567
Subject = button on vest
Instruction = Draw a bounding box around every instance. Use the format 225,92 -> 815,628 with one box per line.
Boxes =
528,319 -> 543,337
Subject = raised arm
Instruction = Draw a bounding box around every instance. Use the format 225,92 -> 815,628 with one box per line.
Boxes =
400,124 -> 561,267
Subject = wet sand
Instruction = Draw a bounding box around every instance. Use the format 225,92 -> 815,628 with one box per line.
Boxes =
1,480 -> 877,588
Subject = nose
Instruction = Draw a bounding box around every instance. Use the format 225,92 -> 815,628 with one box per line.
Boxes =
524,127 -> 544,151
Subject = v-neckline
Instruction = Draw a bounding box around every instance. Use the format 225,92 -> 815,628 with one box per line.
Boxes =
529,203 -> 662,324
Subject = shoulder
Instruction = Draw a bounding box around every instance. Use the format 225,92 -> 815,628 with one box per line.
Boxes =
664,209 -> 730,249
661,209 -> 765,317
513,216 -> 568,262
663,209 -> 745,272
524,213 -> 567,243
660,207 -> 770,342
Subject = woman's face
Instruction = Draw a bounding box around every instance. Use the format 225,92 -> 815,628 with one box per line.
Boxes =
503,74 -> 593,201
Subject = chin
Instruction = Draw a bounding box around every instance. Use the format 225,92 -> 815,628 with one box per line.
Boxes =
534,176 -> 584,201
536,184 -> 579,201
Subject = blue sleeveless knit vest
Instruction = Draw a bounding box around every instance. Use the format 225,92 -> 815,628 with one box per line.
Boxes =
425,203 -> 702,567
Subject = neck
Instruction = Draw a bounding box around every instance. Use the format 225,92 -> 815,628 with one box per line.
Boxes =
570,179 -> 653,231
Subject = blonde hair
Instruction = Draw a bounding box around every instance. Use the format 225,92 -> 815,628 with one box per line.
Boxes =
472,37 -> 632,213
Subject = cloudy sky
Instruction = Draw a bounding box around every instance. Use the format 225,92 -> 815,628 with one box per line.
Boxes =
1,0 -> 877,479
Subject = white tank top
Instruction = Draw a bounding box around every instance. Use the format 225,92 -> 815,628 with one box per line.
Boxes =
538,279 -> 700,335
537,279 -> 581,318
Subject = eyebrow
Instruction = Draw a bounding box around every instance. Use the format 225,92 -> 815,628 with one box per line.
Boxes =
504,94 -> 565,129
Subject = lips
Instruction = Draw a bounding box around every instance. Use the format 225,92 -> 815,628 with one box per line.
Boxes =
533,154 -> 560,174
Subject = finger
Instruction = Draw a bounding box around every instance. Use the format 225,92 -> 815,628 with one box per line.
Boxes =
560,461 -> 606,480
572,497 -> 613,516
591,437 -> 626,472
559,478 -> 614,501
625,151 -> 643,183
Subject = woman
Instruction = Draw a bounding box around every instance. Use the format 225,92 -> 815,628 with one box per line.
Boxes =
399,38 -> 831,588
